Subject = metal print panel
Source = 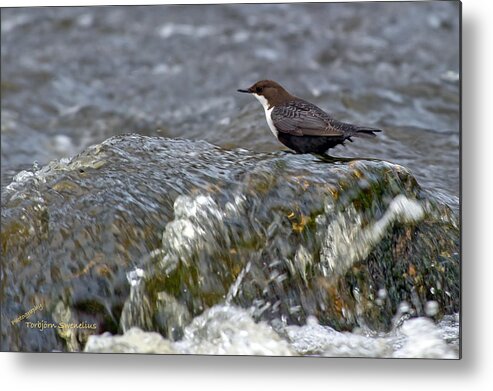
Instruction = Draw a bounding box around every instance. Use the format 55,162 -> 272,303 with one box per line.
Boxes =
0,1 -> 461,357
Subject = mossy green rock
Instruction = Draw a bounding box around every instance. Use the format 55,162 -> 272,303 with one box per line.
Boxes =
1,135 -> 459,352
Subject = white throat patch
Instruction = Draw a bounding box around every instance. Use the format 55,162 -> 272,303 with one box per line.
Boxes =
253,93 -> 278,138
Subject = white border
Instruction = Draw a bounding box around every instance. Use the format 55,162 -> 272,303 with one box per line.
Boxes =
2,0 -> 492,390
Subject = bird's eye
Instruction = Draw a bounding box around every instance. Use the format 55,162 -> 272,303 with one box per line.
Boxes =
256,87 -> 263,93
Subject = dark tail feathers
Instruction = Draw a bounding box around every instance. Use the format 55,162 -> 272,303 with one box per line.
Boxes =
354,126 -> 382,138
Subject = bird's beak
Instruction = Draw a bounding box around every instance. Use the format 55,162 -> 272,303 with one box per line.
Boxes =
237,88 -> 251,93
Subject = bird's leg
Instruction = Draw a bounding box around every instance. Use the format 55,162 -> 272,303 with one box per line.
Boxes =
312,153 -> 336,162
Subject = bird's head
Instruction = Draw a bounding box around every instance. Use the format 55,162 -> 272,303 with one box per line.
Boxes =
237,80 -> 293,109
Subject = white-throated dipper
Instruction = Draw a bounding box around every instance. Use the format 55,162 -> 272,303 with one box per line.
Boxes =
237,80 -> 382,154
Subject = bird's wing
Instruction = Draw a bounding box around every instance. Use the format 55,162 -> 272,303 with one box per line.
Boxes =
271,100 -> 345,137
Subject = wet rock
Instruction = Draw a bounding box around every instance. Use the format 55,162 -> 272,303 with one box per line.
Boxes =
1,135 -> 459,352
84,327 -> 176,354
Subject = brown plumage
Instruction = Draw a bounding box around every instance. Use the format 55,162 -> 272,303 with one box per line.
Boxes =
238,80 -> 382,154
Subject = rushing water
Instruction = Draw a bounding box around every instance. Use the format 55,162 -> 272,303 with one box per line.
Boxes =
85,304 -> 459,358
1,2 -> 459,201
1,3 -> 460,356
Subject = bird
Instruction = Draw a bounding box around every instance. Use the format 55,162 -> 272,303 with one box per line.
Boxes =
237,80 -> 382,154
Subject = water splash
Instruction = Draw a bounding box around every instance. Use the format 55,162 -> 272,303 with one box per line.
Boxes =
320,195 -> 425,276
175,305 -> 294,356
120,267 -> 154,333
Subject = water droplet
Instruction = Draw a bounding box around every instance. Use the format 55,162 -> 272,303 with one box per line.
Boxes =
399,301 -> 410,313
126,267 -> 145,286
425,301 -> 439,317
